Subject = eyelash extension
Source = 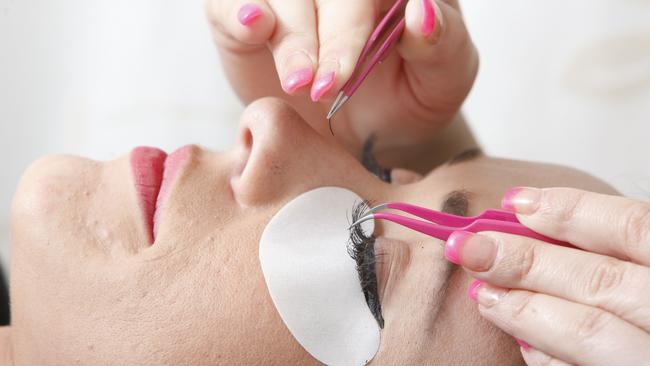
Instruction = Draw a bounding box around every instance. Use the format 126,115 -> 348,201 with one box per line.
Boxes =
362,136 -> 392,183
348,201 -> 385,329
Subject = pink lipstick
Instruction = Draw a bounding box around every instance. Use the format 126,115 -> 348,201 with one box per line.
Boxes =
130,145 -> 191,243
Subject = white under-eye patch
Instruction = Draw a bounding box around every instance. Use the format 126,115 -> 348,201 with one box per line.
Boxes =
259,187 -> 380,366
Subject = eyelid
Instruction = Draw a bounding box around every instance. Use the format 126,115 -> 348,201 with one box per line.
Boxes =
374,237 -> 411,304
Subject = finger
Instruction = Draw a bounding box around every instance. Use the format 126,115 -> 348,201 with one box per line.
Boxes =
521,348 -> 575,366
451,231 -> 650,332
502,187 -> 650,266
397,0 -> 478,121
310,0 -> 378,102
475,286 -> 650,366
267,0 -> 318,95
206,0 -> 276,48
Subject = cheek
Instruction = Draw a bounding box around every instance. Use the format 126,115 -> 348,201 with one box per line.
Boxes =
10,220 -> 307,364
434,271 -> 523,365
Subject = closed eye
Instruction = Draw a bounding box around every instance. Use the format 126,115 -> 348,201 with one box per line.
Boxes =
348,201 -> 384,328
361,136 -> 391,183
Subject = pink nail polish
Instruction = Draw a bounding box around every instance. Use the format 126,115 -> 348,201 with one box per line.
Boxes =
421,0 -> 436,36
282,68 -> 314,94
516,339 -> 532,351
467,280 -> 482,302
444,231 -> 472,265
501,187 -> 541,214
501,187 -> 523,212
310,72 -> 336,102
238,4 -> 262,26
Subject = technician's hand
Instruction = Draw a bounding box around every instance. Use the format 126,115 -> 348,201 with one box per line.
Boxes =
445,188 -> 650,366
206,0 -> 478,152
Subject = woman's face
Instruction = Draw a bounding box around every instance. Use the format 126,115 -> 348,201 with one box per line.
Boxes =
7,98 -> 536,365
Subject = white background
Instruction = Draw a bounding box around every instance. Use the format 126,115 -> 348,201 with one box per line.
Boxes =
1,0 -> 649,273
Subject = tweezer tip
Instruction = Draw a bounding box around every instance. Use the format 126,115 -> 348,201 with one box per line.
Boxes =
326,108 -> 336,121
348,214 -> 375,230
326,92 -> 348,121
367,203 -> 388,215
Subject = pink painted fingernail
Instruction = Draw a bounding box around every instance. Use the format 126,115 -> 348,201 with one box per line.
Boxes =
421,0 -> 436,36
310,72 -> 336,102
476,284 -> 507,307
238,4 -> 262,26
516,339 -> 532,351
444,231 -> 473,265
501,187 -> 541,214
467,280 -> 483,302
282,68 -> 314,94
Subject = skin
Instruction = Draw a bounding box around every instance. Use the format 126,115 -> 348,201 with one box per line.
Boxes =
0,99 -> 615,365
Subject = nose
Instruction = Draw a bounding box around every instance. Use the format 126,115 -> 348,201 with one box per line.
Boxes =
232,98 -> 348,205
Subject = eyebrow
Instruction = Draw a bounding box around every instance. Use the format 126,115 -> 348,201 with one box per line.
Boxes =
441,190 -> 470,217
446,148 -> 483,166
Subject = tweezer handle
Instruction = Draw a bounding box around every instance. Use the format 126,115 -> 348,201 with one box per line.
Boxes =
385,202 -> 519,226
373,213 -> 574,248
341,0 -> 407,96
464,220 -> 573,248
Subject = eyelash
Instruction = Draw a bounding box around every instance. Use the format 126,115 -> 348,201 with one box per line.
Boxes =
362,136 -> 391,183
348,201 -> 385,329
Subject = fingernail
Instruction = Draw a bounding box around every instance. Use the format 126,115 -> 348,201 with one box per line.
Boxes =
421,0 -> 436,36
445,231 -> 497,271
444,231 -> 472,264
238,4 -> 262,26
476,284 -> 508,308
467,280 -> 483,302
462,233 -> 497,272
501,187 -> 542,215
516,338 -> 532,351
282,68 -> 314,94
310,72 -> 336,102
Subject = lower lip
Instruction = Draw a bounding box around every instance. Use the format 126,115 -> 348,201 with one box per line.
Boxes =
130,145 -> 192,243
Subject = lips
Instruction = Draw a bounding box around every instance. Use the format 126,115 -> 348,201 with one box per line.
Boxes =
130,146 -> 192,243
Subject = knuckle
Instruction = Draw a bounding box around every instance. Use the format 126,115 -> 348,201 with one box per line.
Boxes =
572,308 -> 613,340
272,31 -> 314,49
585,259 -> 627,299
621,202 -> 650,256
319,26 -> 369,50
514,243 -> 539,282
510,292 -> 536,322
542,189 -> 587,226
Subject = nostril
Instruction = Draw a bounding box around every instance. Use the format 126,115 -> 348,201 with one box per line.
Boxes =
231,127 -> 253,188
240,128 -> 253,150
232,97 -> 316,205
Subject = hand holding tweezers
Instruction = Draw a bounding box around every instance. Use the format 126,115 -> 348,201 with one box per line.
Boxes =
350,202 -> 574,248
326,0 -> 408,120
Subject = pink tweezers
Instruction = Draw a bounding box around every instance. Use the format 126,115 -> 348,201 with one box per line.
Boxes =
350,202 -> 573,247
326,0 -> 408,121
